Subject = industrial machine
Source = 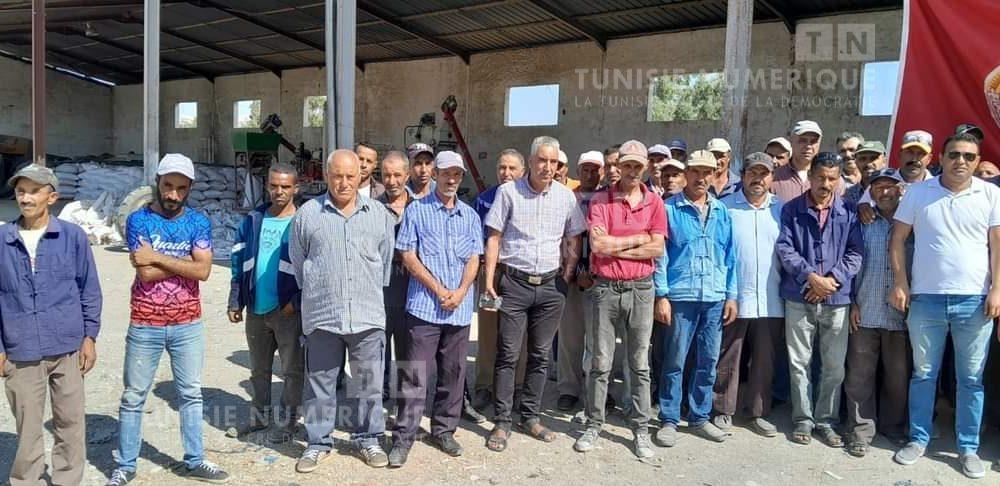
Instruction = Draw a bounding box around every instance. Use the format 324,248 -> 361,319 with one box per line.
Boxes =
404,96 -> 487,193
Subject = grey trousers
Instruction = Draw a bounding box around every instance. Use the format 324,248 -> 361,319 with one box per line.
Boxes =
557,284 -> 589,399
246,309 -> 304,420
585,278 -> 654,430
785,301 -> 849,429
302,328 -> 385,450
844,327 -> 911,444
4,352 -> 85,486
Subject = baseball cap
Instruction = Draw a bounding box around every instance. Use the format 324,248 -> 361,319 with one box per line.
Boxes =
578,151 -> 604,167
156,153 -> 196,181
868,167 -> 903,184
686,150 -> 717,169
558,150 -> 568,165
766,137 -> 792,153
666,139 -> 688,153
791,120 -> 823,137
955,123 -> 985,141
706,138 -> 731,153
814,151 -> 843,166
618,140 -> 648,164
856,140 -> 886,155
7,163 -> 59,189
407,143 -> 434,160
648,144 -> 672,158
662,159 -> 685,171
901,130 -> 933,153
743,152 -> 774,172
435,151 -> 465,171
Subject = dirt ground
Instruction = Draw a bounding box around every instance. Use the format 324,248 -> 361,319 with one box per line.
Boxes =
0,200 -> 996,486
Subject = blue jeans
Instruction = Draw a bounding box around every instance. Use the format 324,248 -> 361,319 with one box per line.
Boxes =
117,323 -> 205,472
907,294 -> 994,454
658,300 -> 723,427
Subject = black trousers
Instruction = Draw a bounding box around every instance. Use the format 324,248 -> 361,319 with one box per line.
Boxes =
493,273 -> 567,426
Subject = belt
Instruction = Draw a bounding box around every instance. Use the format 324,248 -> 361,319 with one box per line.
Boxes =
595,275 -> 653,290
503,266 -> 560,286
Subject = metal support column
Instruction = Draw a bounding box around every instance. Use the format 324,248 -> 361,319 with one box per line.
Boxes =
722,0 -> 753,165
324,0 -> 336,155
143,0 -> 160,185
31,0 -> 45,166
335,0 -> 355,149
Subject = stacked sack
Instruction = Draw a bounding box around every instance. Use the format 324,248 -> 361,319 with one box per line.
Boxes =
52,163 -> 82,199
57,191 -> 122,245
75,163 -> 144,202
189,165 -> 250,260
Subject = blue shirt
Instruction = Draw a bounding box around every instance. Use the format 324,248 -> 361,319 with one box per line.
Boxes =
395,192 -> 484,326
475,185 -> 501,230
854,212 -> 909,330
0,218 -> 102,361
654,193 -> 737,302
253,215 -> 292,315
722,191 -> 784,319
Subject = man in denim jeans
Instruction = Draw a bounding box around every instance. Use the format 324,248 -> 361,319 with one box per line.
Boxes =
775,152 -> 862,449
107,154 -> 229,485
652,149 -> 737,447
573,140 -> 666,458
890,133 -> 1000,479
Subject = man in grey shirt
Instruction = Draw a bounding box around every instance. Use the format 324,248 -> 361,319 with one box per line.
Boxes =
483,136 -> 587,452
289,149 -> 396,473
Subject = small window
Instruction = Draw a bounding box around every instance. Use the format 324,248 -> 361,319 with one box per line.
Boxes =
861,61 -> 899,116
233,99 -> 261,128
303,96 -> 327,127
647,72 -> 724,122
175,101 -> 197,128
505,84 -> 559,127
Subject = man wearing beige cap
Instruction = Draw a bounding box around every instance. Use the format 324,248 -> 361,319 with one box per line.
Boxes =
856,131 -> 934,225
654,149 -> 738,447
707,138 -> 737,198
1,164 -> 102,486
557,151 -> 605,412
772,120 -> 826,203
766,137 -> 792,168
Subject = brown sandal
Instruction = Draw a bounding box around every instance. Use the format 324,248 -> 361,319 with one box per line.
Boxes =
486,427 -> 510,452
518,421 -> 557,442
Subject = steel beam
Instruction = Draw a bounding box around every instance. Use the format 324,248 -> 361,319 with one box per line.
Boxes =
523,0 -> 606,50
356,0 -> 470,64
144,0 -> 159,185
31,0 -> 44,166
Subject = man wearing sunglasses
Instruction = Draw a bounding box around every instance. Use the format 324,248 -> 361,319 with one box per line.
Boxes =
890,133 -> 1000,479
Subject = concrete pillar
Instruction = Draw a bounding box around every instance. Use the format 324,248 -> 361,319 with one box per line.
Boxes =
335,0 -> 356,149
144,0 -> 160,185
722,0 -> 753,165
31,0 -> 45,166
324,0 -> 336,156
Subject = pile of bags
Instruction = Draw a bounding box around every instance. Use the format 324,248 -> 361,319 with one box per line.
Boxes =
53,161 -> 144,202
57,191 -> 122,245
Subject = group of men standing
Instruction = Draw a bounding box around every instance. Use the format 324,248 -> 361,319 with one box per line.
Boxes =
2,116 -> 1000,485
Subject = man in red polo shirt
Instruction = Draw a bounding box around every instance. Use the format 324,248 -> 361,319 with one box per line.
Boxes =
573,140 -> 667,459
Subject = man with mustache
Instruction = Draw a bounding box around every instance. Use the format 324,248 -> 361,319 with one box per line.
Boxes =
646,144 -> 671,196
1,164 -> 101,486
482,136 -> 586,452
714,153 -> 784,437
406,143 -> 436,199
772,120 -> 824,203
356,142 -> 385,199
604,145 -> 622,186
653,150 -> 738,447
857,131 -> 934,224
658,157 -> 686,198
226,163 -> 303,444
108,154 -> 228,485
707,138 -> 738,198
389,151 -> 483,466
776,152 -> 862,448
844,168 -> 911,458
891,133 -> 1000,479
837,131 -> 865,187
766,137 -> 792,168
843,141 -> 886,206
574,140 -> 665,458
290,150 -> 396,472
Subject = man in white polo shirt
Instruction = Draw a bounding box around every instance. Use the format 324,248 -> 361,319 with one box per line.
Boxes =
889,133 -> 1000,479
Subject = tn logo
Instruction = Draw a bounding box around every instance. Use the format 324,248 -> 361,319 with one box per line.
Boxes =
796,24 -> 877,62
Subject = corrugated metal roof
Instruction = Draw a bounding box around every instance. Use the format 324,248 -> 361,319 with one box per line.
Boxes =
0,0 -> 902,85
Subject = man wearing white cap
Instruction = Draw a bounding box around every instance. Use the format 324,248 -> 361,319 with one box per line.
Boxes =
107,154 -> 229,485
389,151 -> 483,466
707,138 -> 738,198
659,157 -> 686,198
406,143 -> 437,199
646,144 -> 671,197
765,137 -> 792,168
555,149 -> 580,190
772,120 -> 824,203
557,151 -> 604,412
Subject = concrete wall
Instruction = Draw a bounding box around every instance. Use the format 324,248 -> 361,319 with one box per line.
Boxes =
106,8 -> 902,191
0,57 -> 113,157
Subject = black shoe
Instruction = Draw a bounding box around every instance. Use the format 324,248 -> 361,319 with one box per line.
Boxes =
184,461 -> 230,483
463,400 -> 487,424
388,443 -> 410,468
105,469 -> 135,486
434,432 -> 464,457
225,411 -> 269,438
473,388 -> 492,411
267,421 -> 298,444
557,394 -> 579,412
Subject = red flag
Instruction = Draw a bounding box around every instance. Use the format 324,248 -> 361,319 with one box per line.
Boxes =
889,0 -> 1000,166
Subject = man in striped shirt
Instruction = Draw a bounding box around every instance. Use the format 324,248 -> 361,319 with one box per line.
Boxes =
289,150 -> 397,472
389,151 -> 483,467
483,136 -> 587,452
